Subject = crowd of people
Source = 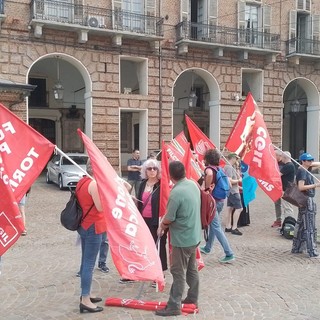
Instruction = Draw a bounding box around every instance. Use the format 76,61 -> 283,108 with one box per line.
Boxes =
71,147 -> 319,315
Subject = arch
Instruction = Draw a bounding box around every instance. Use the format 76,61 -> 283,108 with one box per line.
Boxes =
282,77 -> 320,160
26,53 -> 93,139
172,67 -> 221,147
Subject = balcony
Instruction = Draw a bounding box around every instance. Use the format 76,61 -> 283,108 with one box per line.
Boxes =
29,0 -> 164,47
286,38 -> 320,65
175,21 -> 280,62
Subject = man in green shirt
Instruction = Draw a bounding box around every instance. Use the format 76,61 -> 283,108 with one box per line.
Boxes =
156,161 -> 201,317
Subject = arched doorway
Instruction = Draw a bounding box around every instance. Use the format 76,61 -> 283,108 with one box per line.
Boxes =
172,68 -> 220,147
282,78 -> 320,160
27,54 -> 92,152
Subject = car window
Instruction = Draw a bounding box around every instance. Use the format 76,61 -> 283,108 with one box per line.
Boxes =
62,158 -> 72,165
71,156 -> 88,165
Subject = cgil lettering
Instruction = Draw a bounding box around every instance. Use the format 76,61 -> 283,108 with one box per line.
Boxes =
252,126 -> 267,168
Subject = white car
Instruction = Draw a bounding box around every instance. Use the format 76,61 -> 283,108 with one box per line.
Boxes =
46,153 -> 88,190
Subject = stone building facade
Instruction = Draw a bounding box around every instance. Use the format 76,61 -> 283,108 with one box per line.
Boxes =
1,0 -> 320,173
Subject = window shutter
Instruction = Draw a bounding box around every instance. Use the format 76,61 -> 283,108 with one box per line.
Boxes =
262,5 -> 271,48
208,0 -> 217,26
238,0 -> 246,29
289,10 -> 297,54
113,0 -> 122,10
181,0 -> 189,21
306,0 -> 311,11
297,0 -> 311,11
145,0 -> 155,16
312,14 -> 320,54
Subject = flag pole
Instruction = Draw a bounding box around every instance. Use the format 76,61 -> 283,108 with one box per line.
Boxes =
272,145 -> 320,183
54,146 -> 93,179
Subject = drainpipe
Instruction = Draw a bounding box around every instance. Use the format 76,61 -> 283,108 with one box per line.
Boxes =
158,0 -> 163,148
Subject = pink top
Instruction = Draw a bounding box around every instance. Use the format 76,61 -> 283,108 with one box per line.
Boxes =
142,191 -> 152,218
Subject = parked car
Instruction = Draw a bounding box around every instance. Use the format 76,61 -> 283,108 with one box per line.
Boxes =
46,153 -> 88,190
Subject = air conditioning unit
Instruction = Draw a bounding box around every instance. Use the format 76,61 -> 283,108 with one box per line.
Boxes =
87,15 -> 106,28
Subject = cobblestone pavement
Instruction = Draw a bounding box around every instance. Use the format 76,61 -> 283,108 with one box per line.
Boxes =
1,173 -> 320,320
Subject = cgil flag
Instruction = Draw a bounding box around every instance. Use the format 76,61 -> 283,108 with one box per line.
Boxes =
225,93 -> 282,202
77,129 -> 165,289
0,103 -> 55,255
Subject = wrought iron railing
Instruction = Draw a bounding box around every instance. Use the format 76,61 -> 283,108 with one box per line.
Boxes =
0,0 -> 4,14
176,21 -> 281,51
286,38 -> 320,56
30,0 -> 163,37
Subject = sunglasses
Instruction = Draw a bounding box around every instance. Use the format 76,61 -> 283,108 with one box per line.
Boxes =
147,167 -> 158,171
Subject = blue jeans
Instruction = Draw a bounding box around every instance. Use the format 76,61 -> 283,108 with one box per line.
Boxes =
78,224 -> 102,296
98,232 -> 109,264
203,201 -> 233,256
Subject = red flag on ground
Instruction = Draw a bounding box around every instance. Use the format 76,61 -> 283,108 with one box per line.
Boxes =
0,103 -> 55,202
225,93 -> 282,202
77,130 -> 165,289
105,297 -> 199,314
185,115 -> 216,164
159,141 -> 171,217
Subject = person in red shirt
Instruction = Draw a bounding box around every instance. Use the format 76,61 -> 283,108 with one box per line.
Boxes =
76,159 -> 106,314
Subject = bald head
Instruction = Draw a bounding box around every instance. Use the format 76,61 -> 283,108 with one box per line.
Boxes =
282,151 -> 292,163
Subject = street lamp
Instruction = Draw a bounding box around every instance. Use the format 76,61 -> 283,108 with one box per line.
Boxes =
53,58 -> 64,100
290,81 -> 300,114
188,72 -> 198,108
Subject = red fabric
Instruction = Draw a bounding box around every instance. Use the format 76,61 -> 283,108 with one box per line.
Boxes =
105,297 -> 199,314
0,102 -> 55,255
76,177 -> 107,234
159,141 -> 171,218
78,130 -> 165,290
0,178 -> 25,255
0,103 -> 55,202
185,115 -> 216,164
225,93 -> 282,202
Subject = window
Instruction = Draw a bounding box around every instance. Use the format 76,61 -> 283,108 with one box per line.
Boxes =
29,78 -> 47,107
241,69 -> 263,102
120,57 -> 148,95
181,0 -> 217,40
113,0 -> 156,32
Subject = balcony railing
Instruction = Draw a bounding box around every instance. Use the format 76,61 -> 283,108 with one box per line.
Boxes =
286,38 -> 320,56
30,0 -> 163,37
176,21 -> 280,51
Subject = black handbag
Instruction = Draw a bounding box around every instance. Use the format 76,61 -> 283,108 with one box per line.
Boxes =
282,182 -> 308,208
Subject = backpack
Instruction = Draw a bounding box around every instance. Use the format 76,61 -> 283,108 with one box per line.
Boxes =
280,216 -> 296,239
198,184 -> 216,242
206,166 -> 230,200
60,181 -> 93,231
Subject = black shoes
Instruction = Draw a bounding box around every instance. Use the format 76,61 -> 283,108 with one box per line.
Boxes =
231,228 -> 243,235
80,297 -> 102,303
98,262 -> 110,273
155,306 -> 181,316
119,278 -> 135,284
79,303 -> 103,313
225,228 -> 232,232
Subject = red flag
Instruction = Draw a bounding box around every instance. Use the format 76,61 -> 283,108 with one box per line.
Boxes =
159,141 -> 171,217
185,115 -> 216,164
0,103 -> 55,202
182,143 -> 192,179
77,129 -> 165,289
0,172 -> 24,255
225,94 -> 282,201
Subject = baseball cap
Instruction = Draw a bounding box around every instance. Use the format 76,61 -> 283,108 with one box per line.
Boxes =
299,153 -> 314,161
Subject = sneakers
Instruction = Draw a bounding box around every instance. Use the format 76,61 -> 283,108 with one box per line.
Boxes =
271,220 -> 282,228
119,278 -> 135,284
225,228 -> 232,232
21,230 -> 27,236
231,228 -> 242,235
219,255 -> 235,263
76,271 -> 81,277
200,246 -> 210,254
98,262 -> 109,273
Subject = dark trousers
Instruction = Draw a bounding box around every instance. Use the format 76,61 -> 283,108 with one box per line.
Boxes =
167,245 -> 199,310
